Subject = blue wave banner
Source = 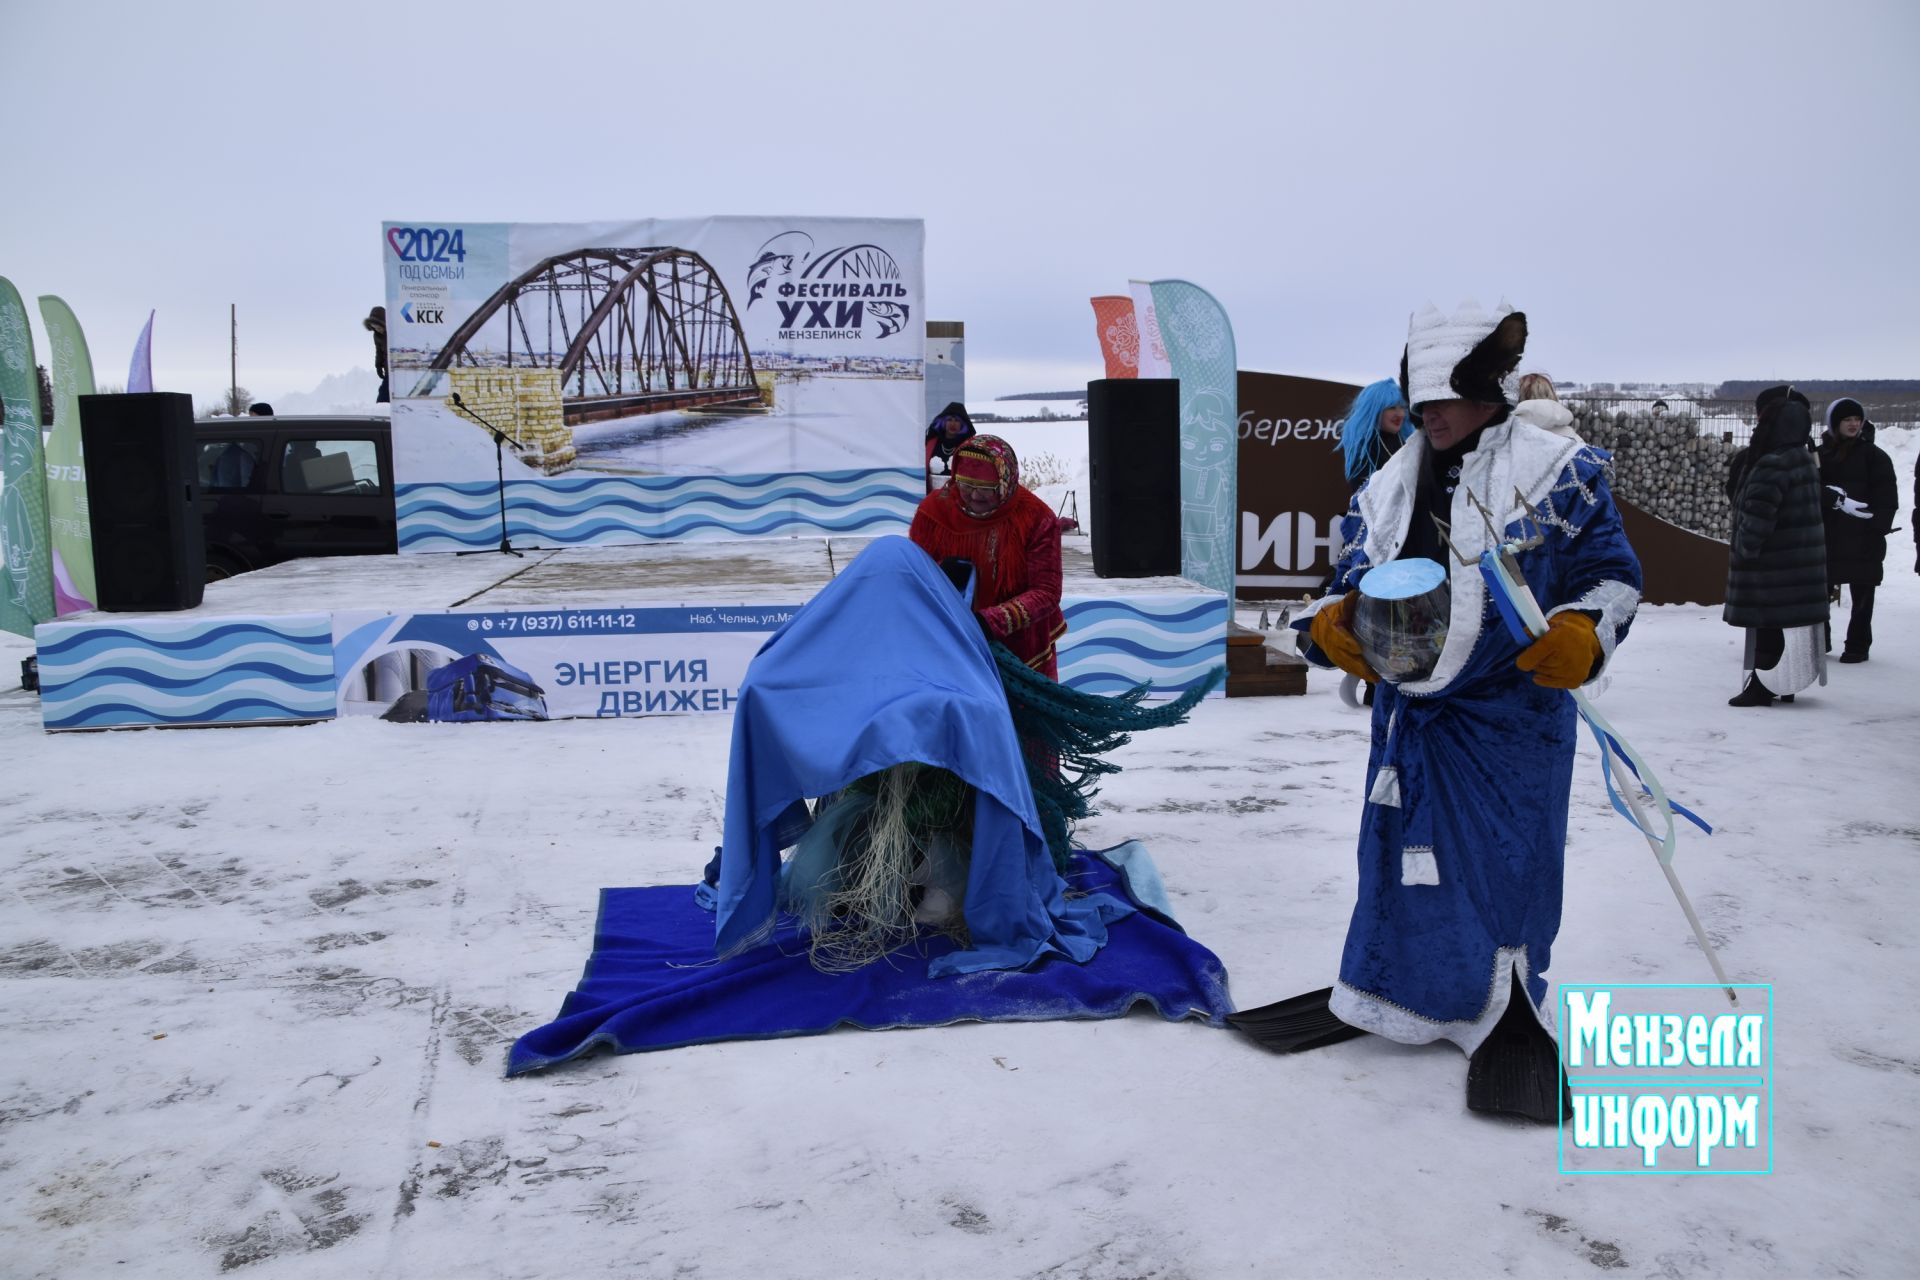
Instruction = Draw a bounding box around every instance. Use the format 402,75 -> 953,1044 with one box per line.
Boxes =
1057,594 -> 1231,695
395,467 -> 922,550
29,579 -> 1226,729
37,615 -> 336,730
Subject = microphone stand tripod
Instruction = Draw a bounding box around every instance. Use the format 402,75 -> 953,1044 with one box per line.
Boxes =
450,392 -> 528,558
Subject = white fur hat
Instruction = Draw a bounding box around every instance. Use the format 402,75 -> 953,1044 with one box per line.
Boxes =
1403,299 -> 1526,408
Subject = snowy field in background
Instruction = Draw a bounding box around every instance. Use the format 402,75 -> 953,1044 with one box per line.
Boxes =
0,428 -> 1916,1278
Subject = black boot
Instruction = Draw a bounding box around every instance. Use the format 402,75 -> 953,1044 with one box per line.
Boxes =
1728,675 -> 1775,707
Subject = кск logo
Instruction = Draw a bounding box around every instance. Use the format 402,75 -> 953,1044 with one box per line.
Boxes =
743,231 -> 911,340
399,302 -> 445,325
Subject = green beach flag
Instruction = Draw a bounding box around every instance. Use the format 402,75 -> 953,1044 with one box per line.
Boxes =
37,295 -> 97,613
1,278 -> 55,635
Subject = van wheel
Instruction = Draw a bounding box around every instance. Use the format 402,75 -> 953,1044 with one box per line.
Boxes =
206,551 -> 247,583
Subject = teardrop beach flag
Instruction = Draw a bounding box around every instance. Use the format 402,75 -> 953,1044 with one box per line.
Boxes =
1126,279 -> 1174,380
0,277 -> 55,636
128,309 -> 155,394
37,295 -> 97,614
1090,296 -> 1140,380
1148,280 -> 1237,595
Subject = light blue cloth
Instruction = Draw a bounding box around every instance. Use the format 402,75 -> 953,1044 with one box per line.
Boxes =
712,535 -> 1131,976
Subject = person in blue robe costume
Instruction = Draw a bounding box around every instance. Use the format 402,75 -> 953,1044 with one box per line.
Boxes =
1293,301 -> 1642,1060
711,534 -> 1135,977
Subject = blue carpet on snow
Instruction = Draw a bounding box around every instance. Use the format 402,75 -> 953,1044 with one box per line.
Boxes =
507,844 -> 1233,1075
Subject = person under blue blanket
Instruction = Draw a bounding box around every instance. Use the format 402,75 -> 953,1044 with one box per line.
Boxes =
1286,299 -> 1642,1122
709,534 -> 1135,977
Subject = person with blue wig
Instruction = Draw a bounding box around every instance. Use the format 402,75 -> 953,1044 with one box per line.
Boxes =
1337,378 -> 1411,492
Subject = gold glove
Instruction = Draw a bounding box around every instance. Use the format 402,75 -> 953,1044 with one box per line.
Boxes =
1308,591 -> 1379,683
1515,611 -> 1602,689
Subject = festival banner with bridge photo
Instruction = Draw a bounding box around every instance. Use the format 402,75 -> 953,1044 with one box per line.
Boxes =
383,217 -> 926,552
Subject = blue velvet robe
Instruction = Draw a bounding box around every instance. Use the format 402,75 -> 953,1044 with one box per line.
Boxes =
1295,420 -> 1642,1052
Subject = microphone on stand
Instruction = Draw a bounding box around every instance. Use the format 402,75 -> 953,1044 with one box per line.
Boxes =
450,391 -> 528,558
450,392 -> 527,451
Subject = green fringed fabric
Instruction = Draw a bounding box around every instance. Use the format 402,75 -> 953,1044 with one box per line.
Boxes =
795,660 -> 1221,905
992,645 -> 1225,870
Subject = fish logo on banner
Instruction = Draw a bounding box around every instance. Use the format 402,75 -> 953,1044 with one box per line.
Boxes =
745,231 -> 913,340
745,231 -> 811,309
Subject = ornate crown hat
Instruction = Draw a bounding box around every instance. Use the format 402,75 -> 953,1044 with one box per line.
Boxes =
1400,299 -> 1528,410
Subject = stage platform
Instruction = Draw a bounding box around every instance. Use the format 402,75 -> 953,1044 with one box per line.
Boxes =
33,537 -> 1227,730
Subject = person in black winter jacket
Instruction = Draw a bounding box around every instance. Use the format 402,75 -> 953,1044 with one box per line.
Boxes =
365,306 -> 389,404
923,401 -> 976,494
1723,385 -> 1828,706
1816,397 -> 1898,661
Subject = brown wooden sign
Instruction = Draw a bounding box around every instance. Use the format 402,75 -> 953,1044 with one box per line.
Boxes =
1616,502 -> 1729,606
1235,370 -> 1361,601
1233,368 -> 1728,606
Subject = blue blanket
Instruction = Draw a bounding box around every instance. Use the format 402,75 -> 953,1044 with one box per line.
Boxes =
713,535 -> 1129,976
507,844 -> 1232,1076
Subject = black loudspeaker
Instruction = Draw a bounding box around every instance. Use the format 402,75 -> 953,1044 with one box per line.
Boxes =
1087,378 -> 1181,577
80,392 -> 205,612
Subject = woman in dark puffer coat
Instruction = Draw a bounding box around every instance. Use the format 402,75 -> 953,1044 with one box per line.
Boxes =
1816,397 -> 1898,661
1723,386 -> 1827,706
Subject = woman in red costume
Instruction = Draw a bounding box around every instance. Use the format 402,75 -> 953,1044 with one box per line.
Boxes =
908,435 -> 1067,679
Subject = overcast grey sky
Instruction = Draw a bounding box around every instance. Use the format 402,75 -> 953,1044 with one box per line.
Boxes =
4,0 -> 1915,404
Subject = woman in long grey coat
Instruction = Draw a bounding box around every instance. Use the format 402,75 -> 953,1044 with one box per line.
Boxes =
1723,386 -> 1828,706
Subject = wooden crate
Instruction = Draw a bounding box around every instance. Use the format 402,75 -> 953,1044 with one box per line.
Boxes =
1225,622 -> 1307,697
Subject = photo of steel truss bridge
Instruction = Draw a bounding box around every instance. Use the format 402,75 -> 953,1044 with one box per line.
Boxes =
404,246 -> 766,425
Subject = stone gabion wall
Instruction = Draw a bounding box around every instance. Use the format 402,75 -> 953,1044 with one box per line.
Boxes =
1569,404 -> 1739,541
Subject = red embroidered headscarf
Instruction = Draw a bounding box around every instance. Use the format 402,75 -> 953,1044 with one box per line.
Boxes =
949,435 -> 1019,519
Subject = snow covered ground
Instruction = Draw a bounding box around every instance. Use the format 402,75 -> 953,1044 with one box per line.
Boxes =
1,427 -> 1917,1278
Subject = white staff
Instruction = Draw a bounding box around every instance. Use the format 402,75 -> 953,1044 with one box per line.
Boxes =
1467,490 -> 1739,1007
